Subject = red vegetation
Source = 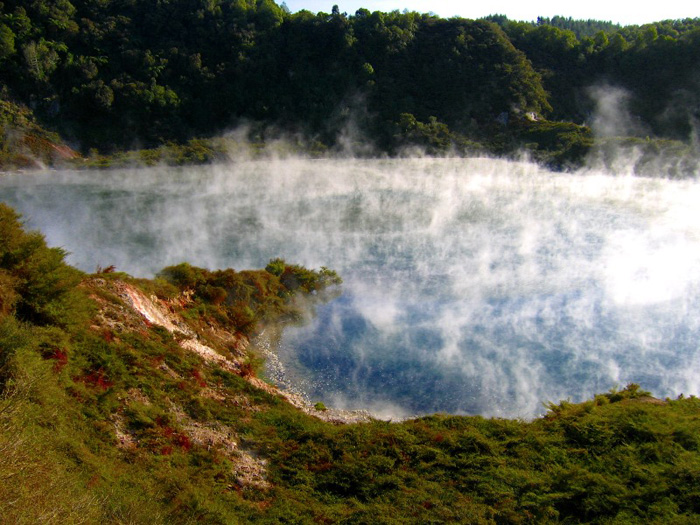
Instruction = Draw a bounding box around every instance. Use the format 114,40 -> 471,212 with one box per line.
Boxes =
82,368 -> 114,391
45,347 -> 69,372
238,362 -> 254,378
190,368 -> 207,387
156,419 -> 193,453
175,433 -> 192,451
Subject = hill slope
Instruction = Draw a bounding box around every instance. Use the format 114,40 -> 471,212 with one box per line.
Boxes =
0,98 -> 80,170
1,0 -> 698,164
1,203 -> 700,523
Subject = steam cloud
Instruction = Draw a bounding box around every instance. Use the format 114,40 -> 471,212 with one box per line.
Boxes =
587,84 -> 649,139
1,156 -> 699,419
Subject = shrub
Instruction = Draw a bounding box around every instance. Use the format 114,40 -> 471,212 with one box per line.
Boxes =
157,262 -> 207,290
0,204 -> 91,327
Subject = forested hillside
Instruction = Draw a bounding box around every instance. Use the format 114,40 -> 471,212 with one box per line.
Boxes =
0,0 -> 698,166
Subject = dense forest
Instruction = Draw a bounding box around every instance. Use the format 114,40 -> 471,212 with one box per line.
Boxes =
2,203 -> 700,523
0,0 -> 698,168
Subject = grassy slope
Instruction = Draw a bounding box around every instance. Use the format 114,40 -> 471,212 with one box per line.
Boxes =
1,206 -> 700,524
0,99 -> 82,170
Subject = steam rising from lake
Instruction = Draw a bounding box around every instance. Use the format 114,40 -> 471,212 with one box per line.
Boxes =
2,157 -> 699,418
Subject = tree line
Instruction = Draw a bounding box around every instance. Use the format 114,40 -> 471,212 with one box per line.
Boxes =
0,0 -> 698,158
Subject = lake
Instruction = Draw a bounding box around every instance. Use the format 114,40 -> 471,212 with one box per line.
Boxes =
2,157 -> 699,418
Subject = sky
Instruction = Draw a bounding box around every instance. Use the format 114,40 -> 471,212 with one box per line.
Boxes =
281,0 -> 697,26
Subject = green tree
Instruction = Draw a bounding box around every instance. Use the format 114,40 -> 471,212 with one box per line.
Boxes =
0,204 -> 88,326
0,23 -> 15,60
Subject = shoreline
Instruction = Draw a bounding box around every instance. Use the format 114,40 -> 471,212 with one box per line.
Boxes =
253,324 -> 375,425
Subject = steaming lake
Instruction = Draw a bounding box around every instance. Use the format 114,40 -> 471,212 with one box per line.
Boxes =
2,157 -> 699,418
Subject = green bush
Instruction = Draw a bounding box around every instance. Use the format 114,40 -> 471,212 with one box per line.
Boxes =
0,204 -> 92,327
159,259 -> 342,334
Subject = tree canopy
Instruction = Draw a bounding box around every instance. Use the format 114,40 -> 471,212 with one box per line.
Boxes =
0,1 -> 697,157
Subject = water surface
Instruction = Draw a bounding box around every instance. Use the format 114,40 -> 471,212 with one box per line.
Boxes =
2,158 -> 699,418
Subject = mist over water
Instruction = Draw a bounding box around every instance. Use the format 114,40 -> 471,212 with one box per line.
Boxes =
2,157 -> 700,418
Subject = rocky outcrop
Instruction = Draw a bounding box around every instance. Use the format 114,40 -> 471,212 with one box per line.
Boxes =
85,277 -> 373,427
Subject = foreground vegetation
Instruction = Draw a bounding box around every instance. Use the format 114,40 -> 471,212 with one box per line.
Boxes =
2,203 -> 700,523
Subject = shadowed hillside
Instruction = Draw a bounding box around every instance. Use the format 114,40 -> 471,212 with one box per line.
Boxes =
0,0 -> 697,168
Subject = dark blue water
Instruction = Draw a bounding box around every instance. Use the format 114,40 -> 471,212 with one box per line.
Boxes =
2,158 -> 699,418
